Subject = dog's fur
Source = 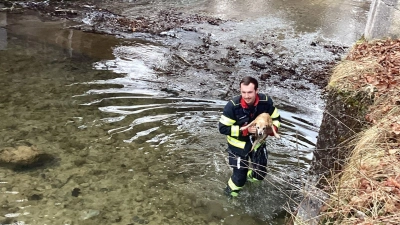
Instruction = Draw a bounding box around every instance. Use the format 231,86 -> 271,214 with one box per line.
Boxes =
240,113 -> 280,151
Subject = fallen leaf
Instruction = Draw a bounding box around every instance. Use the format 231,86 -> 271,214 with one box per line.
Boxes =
392,122 -> 400,135
388,149 -> 398,155
386,177 -> 400,189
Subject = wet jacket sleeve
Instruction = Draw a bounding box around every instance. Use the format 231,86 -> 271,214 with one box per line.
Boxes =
265,97 -> 281,133
218,101 -> 242,138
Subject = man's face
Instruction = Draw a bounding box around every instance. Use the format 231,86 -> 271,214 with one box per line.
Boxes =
240,83 -> 258,106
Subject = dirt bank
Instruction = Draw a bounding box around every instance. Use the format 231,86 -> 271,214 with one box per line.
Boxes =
318,39 -> 400,224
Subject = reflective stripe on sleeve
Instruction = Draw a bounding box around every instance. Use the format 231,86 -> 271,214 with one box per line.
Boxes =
227,136 -> 246,149
271,108 -> 281,127
270,108 -> 280,119
273,120 -> 281,128
231,125 -> 239,137
219,115 -> 236,126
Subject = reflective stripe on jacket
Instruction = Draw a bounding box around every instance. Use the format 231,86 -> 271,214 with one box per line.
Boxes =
218,93 -> 281,157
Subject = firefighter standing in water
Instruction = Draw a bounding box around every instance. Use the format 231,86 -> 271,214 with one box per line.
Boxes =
219,76 -> 281,197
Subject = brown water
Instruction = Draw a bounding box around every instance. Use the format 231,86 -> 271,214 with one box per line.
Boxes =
0,0 -> 370,224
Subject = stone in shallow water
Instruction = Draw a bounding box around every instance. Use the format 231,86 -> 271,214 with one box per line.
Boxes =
81,209 -> 100,220
0,146 -> 39,164
0,145 -> 54,169
71,187 -> 81,197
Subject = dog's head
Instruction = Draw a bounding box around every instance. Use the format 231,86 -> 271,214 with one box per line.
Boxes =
254,116 -> 274,137
255,121 -> 269,136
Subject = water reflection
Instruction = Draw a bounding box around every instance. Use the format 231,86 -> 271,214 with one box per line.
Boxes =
107,0 -> 371,45
93,44 -> 169,79
203,0 -> 370,44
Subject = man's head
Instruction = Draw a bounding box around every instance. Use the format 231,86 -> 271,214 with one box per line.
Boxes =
240,76 -> 259,106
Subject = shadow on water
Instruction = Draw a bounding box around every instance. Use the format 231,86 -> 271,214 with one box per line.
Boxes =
0,0 -> 371,223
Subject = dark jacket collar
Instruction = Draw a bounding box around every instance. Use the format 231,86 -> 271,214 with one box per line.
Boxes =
240,94 -> 260,109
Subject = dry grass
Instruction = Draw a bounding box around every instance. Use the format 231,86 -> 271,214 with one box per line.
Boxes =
328,58 -> 380,92
318,39 -> 400,225
321,121 -> 400,224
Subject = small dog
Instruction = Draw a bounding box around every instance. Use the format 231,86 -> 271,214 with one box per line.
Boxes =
240,113 -> 280,151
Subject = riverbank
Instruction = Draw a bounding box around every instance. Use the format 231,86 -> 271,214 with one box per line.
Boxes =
320,39 -> 400,224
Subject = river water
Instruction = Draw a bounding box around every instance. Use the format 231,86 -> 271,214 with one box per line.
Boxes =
0,0 -> 370,224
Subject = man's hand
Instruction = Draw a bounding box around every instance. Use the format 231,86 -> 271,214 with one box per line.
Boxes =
240,124 -> 256,136
248,126 -> 256,134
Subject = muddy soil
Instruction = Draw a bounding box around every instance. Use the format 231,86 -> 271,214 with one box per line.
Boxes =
2,0 -> 347,98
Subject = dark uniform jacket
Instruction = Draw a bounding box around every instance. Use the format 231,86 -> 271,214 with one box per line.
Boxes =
219,93 -> 281,157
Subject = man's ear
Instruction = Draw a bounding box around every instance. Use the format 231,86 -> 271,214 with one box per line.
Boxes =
256,88 -> 259,94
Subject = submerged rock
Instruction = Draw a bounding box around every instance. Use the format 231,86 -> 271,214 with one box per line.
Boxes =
0,145 -> 40,165
0,145 -> 53,169
81,209 -> 100,220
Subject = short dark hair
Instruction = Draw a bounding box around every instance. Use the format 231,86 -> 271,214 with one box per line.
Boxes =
240,76 -> 258,90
